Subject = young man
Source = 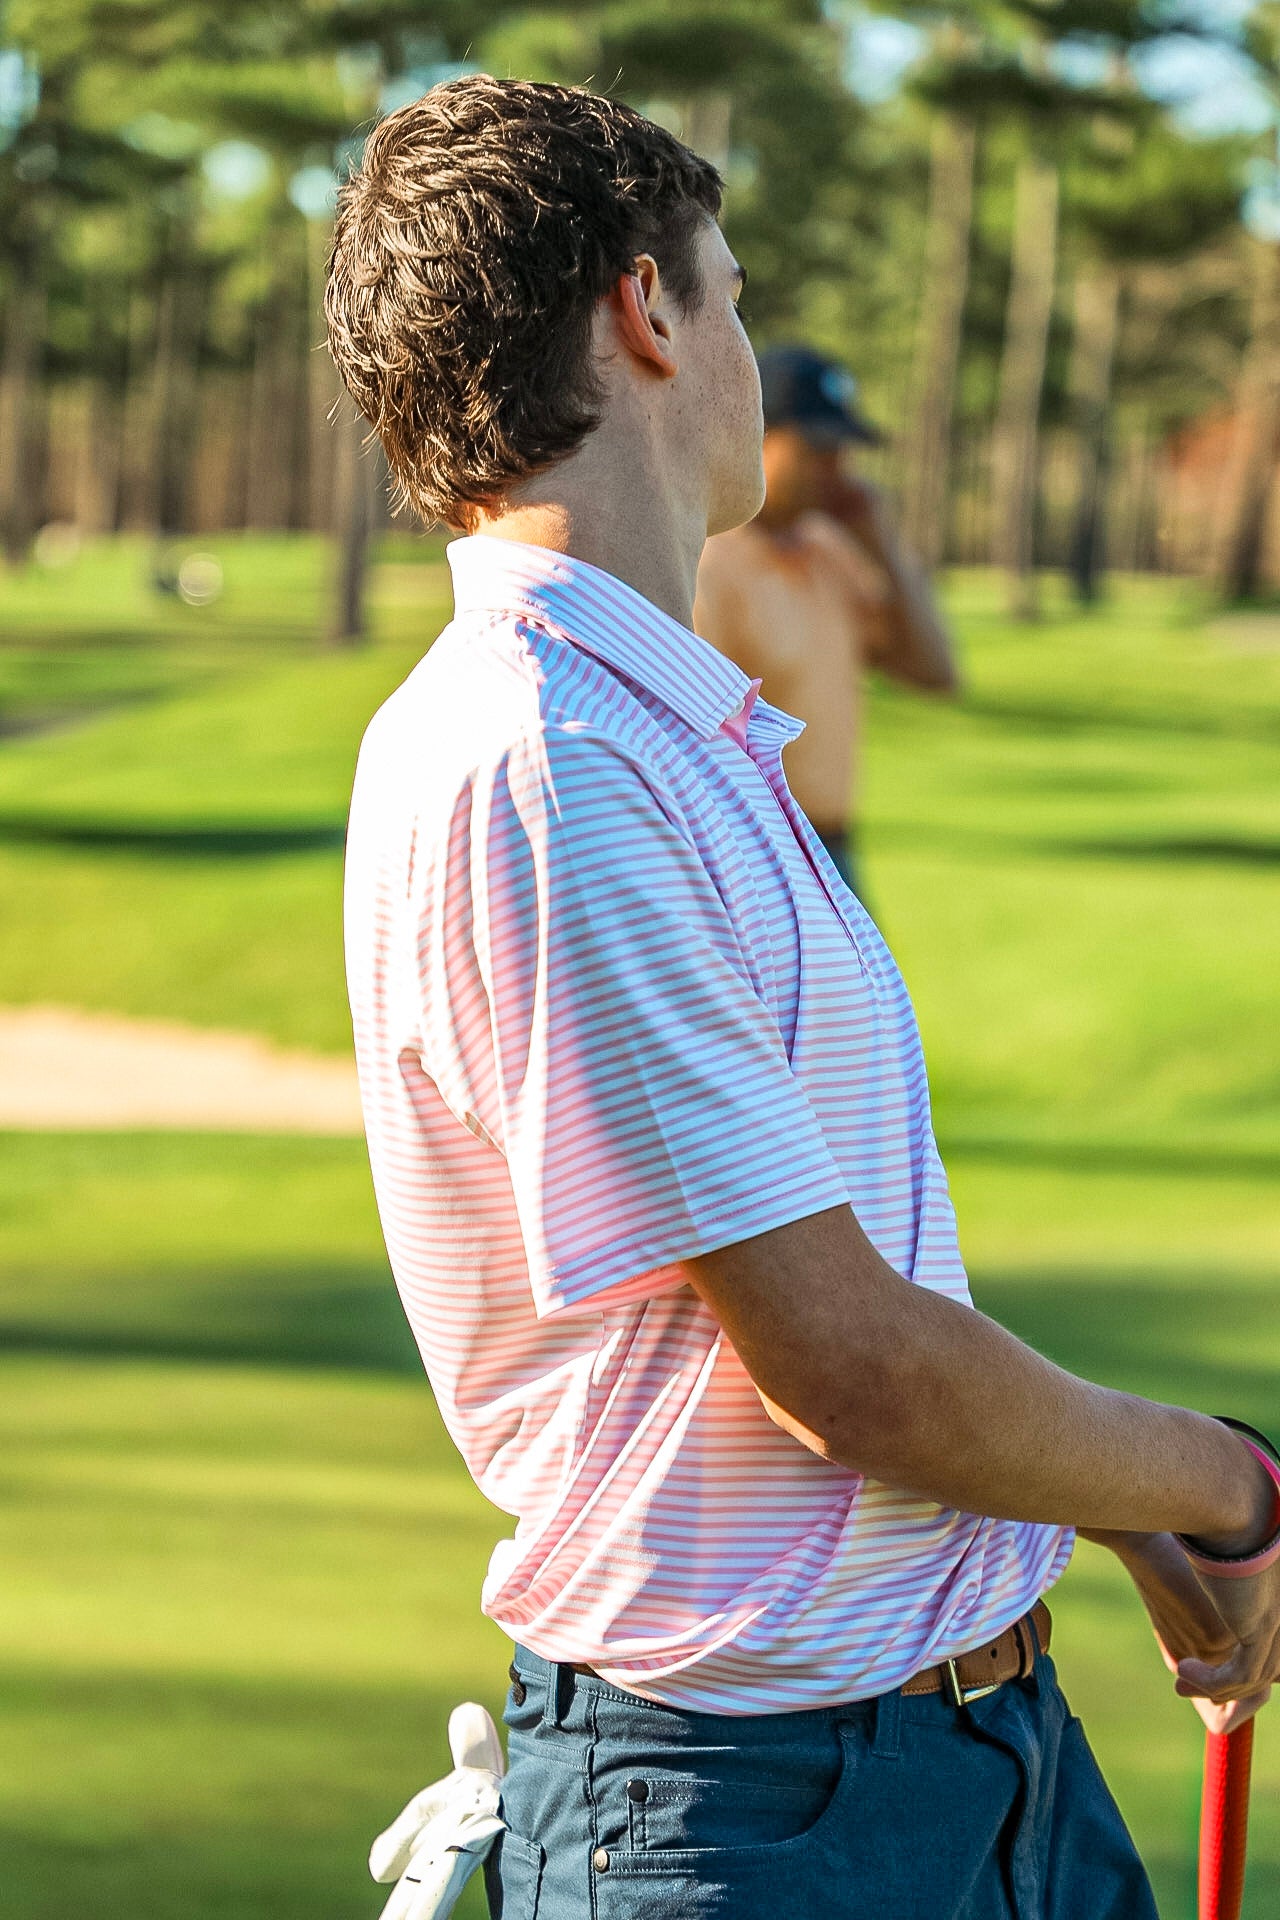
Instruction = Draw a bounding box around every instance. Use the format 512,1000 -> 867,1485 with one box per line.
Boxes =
327,76 -> 1279,1920
694,344 -> 957,903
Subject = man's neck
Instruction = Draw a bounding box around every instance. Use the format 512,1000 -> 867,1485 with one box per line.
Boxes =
471,504 -> 699,628
472,432 -> 706,629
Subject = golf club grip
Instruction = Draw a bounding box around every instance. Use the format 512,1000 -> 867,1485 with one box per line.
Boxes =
1198,1722 -> 1254,1920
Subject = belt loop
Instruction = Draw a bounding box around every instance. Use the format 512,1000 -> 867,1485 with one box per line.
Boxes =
548,1660 -> 575,1729
1016,1613 -> 1037,1682
871,1685 -> 902,1760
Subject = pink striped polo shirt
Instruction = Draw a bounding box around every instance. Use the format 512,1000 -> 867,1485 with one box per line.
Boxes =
344,535 -> 1073,1713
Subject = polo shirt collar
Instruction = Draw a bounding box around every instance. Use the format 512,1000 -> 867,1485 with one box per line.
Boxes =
447,534 -> 762,742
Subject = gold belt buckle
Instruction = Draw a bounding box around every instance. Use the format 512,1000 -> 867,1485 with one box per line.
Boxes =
943,1657 -> 1001,1708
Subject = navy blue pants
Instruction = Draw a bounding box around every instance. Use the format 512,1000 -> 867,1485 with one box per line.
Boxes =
485,1639 -> 1159,1919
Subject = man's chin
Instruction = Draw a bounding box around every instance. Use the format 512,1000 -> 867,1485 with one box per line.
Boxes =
706,472 -> 767,540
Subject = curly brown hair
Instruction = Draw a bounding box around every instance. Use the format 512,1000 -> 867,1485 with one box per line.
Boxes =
324,76 -> 724,530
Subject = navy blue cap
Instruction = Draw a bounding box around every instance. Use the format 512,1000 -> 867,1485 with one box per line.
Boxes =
757,345 -> 883,447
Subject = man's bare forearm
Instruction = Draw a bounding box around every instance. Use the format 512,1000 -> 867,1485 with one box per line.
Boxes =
685,1205 -> 1274,1551
876,543 -> 958,693
831,498 -> 957,693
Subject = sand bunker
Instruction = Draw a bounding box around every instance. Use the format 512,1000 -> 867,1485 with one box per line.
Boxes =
0,1005 -> 363,1132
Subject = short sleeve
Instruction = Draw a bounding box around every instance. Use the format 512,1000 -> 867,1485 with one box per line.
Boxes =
415,728 -> 851,1318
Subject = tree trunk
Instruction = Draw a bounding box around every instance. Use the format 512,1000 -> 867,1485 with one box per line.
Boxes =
329,401 -> 375,646
1111,422 -> 1152,572
80,373 -> 125,533
0,276 -> 47,565
901,113 -> 977,571
1214,240 -> 1280,603
75,279 -> 130,534
305,213 -> 375,642
114,287 -> 149,530
1067,263 -> 1122,605
306,217 -> 341,535
148,269 -> 203,538
682,91 -> 733,173
245,297 -> 297,530
990,154 -> 1060,618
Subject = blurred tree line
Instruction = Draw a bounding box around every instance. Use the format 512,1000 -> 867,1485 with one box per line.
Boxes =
0,0 -> 1278,638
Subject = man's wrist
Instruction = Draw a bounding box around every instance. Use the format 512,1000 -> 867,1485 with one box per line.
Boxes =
1179,1418 -> 1280,1572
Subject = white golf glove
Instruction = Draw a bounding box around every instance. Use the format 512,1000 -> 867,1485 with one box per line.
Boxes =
369,1702 -> 507,1920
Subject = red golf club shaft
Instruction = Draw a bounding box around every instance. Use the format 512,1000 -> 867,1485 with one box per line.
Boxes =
1198,1722 -> 1254,1920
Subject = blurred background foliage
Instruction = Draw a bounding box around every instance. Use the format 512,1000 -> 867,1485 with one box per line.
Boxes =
4,5 -> 1280,1920
2,0 -> 1280,630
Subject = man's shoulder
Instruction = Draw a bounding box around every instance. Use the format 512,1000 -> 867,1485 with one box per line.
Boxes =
351,609 -> 662,822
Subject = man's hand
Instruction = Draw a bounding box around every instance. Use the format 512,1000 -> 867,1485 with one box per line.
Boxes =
819,473 -> 893,561
1082,1529 -> 1272,1735
1175,1556 -> 1280,1727
815,472 -> 960,693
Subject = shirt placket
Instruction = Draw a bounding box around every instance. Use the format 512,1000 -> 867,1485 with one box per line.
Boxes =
731,706 -> 872,972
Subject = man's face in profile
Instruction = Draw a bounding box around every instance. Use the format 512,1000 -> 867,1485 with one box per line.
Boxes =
762,427 -> 847,521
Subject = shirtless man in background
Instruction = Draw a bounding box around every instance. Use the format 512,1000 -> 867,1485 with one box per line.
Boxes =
695,344 -> 958,902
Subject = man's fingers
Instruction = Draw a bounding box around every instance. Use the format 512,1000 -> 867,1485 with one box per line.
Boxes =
1177,1649 -> 1266,1704
1188,1685 -> 1272,1736
1216,1687 -> 1271,1734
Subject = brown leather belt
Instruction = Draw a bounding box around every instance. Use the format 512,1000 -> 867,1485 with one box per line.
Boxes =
572,1598 -> 1050,1708
901,1599 -> 1051,1705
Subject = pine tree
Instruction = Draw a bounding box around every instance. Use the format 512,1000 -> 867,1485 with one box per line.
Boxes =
1064,114 -> 1243,600
1213,0 -> 1280,601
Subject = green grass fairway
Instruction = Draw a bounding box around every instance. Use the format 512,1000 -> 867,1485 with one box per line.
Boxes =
2,542 -> 1280,1918
3,1131 -> 1277,1920
1,1351 -> 506,1920
0,1132 -> 502,1920
0,533 -> 453,1049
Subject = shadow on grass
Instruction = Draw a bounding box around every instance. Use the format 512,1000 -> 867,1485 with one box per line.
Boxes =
0,816 -> 346,856
0,625 -> 178,651
0,1263 -> 420,1374
962,692 -> 1280,746
943,1133 -> 1280,1181
876,815 -> 1280,871
8,1248 -> 1279,1437
1060,835 -> 1280,867
0,696 -> 169,743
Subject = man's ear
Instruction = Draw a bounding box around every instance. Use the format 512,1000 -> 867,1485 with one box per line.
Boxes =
613,255 -> 678,379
